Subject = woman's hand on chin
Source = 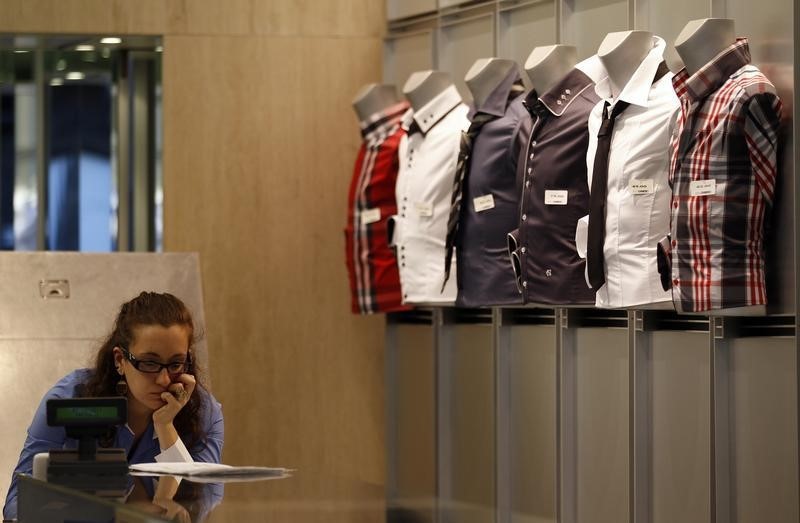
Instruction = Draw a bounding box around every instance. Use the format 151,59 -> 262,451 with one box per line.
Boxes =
153,373 -> 196,427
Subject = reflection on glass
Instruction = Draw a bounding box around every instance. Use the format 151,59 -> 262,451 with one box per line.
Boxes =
127,475 -> 224,523
0,35 -> 162,252
48,83 -> 113,250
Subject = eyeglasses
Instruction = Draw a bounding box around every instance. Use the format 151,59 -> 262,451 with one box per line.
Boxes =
120,347 -> 192,374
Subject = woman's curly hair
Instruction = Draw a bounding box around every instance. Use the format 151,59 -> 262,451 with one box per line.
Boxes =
79,291 -> 207,450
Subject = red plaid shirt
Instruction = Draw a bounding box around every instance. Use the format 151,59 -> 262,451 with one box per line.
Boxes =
665,38 -> 782,312
345,102 -> 411,314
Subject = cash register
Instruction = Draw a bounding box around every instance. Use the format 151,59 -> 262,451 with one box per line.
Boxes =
45,397 -> 129,491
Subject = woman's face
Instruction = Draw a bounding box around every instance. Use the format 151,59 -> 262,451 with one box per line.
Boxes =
113,324 -> 191,413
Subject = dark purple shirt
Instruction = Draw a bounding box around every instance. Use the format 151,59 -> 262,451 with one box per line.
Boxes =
508,68 -> 599,305
455,69 -> 527,307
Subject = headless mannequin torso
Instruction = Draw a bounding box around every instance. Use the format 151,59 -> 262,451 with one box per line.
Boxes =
352,83 -> 403,122
524,45 -> 578,94
674,19 -> 765,316
597,30 -> 654,99
464,58 -> 517,108
675,18 -> 735,77
403,70 -> 456,112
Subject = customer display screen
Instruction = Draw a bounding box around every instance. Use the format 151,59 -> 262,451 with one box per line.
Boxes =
46,397 -> 127,427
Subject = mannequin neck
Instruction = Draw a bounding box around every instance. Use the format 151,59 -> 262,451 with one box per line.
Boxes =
598,30 -> 653,98
465,58 -> 516,109
352,84 -> 402,122
525,45 -> 577,94
403,71 -> 454,112
675,18 -> 735,76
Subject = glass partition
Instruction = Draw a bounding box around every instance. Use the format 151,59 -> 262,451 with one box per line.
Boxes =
0,34 -> 162,252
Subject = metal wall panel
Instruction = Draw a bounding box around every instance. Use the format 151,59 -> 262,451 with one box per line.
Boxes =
386,324 -> 437,507
444,324 -> 495,523
438,13 -> 496,101
575,328 -> 629,523
387,0 -> 438,21
0,252 -> 206,505
633,0 -> 711,70
729,337 -> 799,523
509,326 -> 557,523
650,332 -> 711,523
384,30 -> 436,87
560,0 -> 630,59
498,1 -> 557,88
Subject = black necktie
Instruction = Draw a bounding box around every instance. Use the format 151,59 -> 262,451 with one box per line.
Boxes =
586,100 -> 630,291
441,112 -> 496,291
586,61 -> 670,291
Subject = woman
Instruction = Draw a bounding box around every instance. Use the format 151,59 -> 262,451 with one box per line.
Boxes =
3,291 -> 224,520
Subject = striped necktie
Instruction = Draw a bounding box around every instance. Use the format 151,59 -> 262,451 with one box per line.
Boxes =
441,112 -> 496,291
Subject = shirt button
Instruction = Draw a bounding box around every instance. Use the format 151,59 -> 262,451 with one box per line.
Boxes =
672,240 -> 677,247
521,247 -> 527,254
522,281 -> 528,288
532,141 -> 537,146
529,153 -> 534,160
673,279 -> 679,285
673,202 -> 678,208
525,181 -> 530,188
521,214 -> 527,221
527,167 -> 532,174
565,89 -> 571,95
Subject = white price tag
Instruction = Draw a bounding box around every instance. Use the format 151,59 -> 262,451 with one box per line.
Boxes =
544,190 -> 568,205
629,179 -> 654,195
415,201 -> 434,218
689,179 -> 716,196
473,194 -> 495,213
361,208 -> 381,225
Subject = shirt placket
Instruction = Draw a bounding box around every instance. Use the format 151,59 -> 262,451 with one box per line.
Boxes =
518,115 -> 546,302
606,101 -> 626,306
671,97 -> 696,294
399,136 -> 415,302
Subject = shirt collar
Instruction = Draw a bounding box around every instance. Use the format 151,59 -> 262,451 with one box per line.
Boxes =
595,35 -> 667,108
467,67 -> 523,119
410,84 -> 462,134
672,37 -> 751,102
359,100 -> 410,141
538,68 -> 595,116
122,423 -> 159,440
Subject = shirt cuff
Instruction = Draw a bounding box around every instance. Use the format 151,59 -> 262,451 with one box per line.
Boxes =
656,235 -> 672,292
387,215 -> 398,247
506,230 -> 522,293
154,438 -> 194,463
575,215 -> 588,259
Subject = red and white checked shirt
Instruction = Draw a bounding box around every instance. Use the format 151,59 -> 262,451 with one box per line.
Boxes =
345,102 -> 411,314
664,38 -> 782,312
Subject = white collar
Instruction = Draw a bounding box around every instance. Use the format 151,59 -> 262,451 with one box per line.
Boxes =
594,35 -> 667,108
411,85 -> 462,134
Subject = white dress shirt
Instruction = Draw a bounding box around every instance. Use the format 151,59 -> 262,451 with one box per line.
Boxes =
389,85 -> 469,305
577,36 -> 680,308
